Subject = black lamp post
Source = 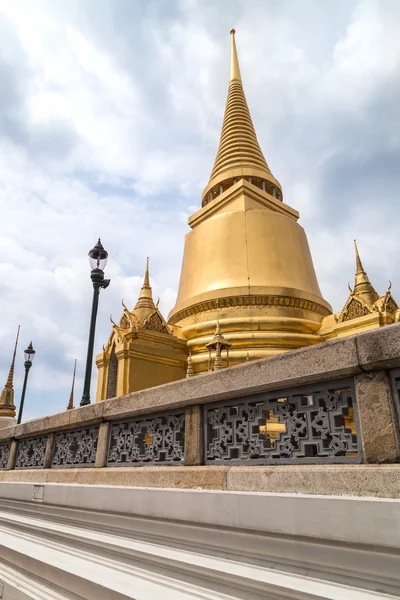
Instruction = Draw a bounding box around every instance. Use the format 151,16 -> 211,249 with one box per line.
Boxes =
17,342 -> 36,425
80,239 -> 110,406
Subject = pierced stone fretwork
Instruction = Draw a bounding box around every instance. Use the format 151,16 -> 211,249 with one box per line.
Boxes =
15,436 -> 47,469
107,412 -> 185,467
0,442 -> 11,469
205,380 -> 360,464
52,426 -> 99,468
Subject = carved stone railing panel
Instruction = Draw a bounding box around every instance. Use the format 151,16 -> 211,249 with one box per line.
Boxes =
390,368 -> 400,426
204,379 -> 361,465
0,443 -> 11,470
107,412 -> 185,467
52,426 -> 99,468
15,436 -> 47,469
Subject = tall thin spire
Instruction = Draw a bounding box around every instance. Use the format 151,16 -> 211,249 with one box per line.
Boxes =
202,29 -> 281,206
0,326 -> 20,418
143,256 -> 150,288
229,29 -> 242,82
354,240 -> 365,275
353,240 -> 379,305
6,325 -> 20,389
67,359 -> 77,411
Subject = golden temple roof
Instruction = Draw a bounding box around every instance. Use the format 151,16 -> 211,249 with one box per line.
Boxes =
109,258 -> 170,337
202,30 -> 282,205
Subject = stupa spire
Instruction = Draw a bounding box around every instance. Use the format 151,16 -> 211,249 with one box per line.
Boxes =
353,240 -> 379,305
0,325 -> 20,418
202,29 -> 282,206
67,359 -> 77,411
135,257 -> 154,309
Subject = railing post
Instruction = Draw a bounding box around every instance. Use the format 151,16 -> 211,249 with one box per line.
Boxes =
95,422 -> 111,468
355,370 -> 400,463
6,440 -> 17,471
44,433 -> 55,469
184,406 -> 203,466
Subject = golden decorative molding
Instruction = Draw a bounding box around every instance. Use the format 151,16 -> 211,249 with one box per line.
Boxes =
169,294 -> 331,326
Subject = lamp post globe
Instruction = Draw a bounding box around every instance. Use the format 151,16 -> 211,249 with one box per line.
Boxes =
17,341 -> 35,425
80,239 -> 110,406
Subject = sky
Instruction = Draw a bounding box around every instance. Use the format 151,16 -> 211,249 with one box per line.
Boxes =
0,0 -> 399,421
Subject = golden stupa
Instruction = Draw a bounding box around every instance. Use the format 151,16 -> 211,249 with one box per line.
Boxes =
168,29 -> 332,373
95,30 -> 399,399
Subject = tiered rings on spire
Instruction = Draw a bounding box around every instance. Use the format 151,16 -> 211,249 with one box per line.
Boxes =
202,29 -> 282,207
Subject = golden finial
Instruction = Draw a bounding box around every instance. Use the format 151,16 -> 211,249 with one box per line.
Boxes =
67,359 -> 77,411
143,257 -> 150,288
354,240 -> 365,275
229,28 -> 241,83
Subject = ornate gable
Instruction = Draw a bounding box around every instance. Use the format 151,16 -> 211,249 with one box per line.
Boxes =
384,295 -> 398,314
337,296 -> 371,323
143,309 -> 171,334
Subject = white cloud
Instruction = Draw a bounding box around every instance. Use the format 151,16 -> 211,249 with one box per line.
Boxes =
0,0 -> 399,418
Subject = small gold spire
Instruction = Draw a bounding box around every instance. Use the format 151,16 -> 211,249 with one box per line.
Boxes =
67,359 -> 77,411
186,352 -> 194,378
135,257 -> 154,309
206,321 -> 232,371
0,326 -> 20,418
229,28 -> 242,82
352,240 -> 379,305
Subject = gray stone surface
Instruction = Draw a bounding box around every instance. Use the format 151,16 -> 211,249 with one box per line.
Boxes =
184,405 -> 203,466
356,323 -> 400,370
44,433 -> 55,469
0,466 -> 228,490
0,425 -> 15,442
6,440 -> 17,471
355,371 -> 400,462
1,464 -> 399,498
95,422 -> 110,468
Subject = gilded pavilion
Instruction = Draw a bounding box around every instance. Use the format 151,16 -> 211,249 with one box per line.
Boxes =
94,30 -> 399,400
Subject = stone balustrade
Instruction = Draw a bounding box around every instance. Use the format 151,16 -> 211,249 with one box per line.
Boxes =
0,323 -> 400,496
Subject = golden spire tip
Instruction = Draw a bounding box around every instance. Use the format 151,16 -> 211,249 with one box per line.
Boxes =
230,28 -> 235,35
353,239 -> 364,274
143,257 -> 150,287
229,27 -> 242,83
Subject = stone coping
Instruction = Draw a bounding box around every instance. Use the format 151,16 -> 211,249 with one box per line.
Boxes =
0,464 -> 400,498
1,322 -> 400,442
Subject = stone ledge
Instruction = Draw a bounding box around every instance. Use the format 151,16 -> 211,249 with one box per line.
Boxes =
1,464 -> 400,498
1,322 -> 399,443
